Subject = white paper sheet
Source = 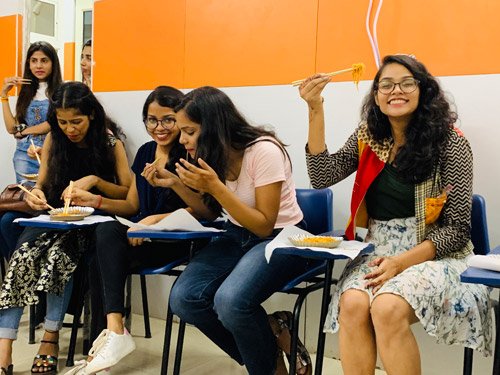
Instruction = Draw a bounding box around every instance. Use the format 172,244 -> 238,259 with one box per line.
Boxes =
265,225 -> 372,262
116,208 -> 223,232
467,254 -> 500,272
14,214 -> 115,226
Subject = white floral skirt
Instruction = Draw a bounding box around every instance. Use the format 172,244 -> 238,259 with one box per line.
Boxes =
324,217 -> 493,355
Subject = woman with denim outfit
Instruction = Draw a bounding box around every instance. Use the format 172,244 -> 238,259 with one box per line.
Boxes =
166,87 -> 313,375
0,41 -> 63,261
0,82 -> 131,375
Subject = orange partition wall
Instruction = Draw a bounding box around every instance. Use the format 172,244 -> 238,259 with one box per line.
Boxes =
92,0 -> 186,92
183,0 -> 318,88
317,0 -> 500,82
0,14 -> 22,95
64,42 -> 76,81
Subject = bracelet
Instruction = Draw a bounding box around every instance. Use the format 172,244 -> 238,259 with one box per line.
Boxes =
15,123 -> 27,133
96,194 -> 103,209
1,96 -> 8,102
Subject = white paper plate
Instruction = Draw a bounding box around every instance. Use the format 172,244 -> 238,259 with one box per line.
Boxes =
49,206 -> 94,221
288,234 -> 343,248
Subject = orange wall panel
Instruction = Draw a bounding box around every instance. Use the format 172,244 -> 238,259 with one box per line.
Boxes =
0,14 -> 22,95
93,0 -> 186,92
184,0 -> 318,88
64,42 -> 76,81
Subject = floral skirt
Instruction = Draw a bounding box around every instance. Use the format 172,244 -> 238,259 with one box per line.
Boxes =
324,217 -> 493,355
0,227 -> 91,309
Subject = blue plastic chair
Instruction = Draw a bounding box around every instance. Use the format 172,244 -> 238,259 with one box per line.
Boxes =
167,188 -> 334,375
463,194 -> 494,374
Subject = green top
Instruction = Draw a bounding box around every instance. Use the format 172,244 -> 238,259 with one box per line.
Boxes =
366,163 -> 415,220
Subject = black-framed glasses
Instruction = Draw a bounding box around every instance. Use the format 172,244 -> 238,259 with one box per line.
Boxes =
377,78 -> 419,94
144,116 -> 176,130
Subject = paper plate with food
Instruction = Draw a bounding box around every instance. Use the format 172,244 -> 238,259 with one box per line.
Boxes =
19,172 -> 39,181
49,206 -> 94,221
288,234 -> 343,248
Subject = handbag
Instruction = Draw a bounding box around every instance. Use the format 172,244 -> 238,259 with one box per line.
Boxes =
0,183 -> 37,214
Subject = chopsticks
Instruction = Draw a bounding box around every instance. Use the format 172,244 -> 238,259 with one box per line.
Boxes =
17,78 -> 32,84
30,139 -> 41,165
63,181 -> 74,214
17,184 -> 55,210
291,63 -> 365,86
140,157 -> 160,177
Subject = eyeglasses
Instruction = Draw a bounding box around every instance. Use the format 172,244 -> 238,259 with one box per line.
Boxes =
144,116 -> 176,130
377,78 -> 419,94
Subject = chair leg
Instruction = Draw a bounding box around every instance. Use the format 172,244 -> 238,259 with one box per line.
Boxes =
66,296 -> 85,367
140,275 -> 152,338
124,275 -> 132,333
314,260 -> 334,375
161,305 -> 175,375
173,320 -> 186,375
463,347 -> 473,375
29,305 -> 36,344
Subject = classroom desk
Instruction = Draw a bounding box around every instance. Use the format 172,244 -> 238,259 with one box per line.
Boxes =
461,246 -> 500,375
272,233 -> 374,375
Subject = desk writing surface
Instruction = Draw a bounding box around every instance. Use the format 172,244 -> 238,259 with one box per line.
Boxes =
460,246 -> 500,287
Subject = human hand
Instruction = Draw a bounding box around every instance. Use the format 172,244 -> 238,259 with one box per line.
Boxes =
67,187 -> 100,208
60,176 -> 97,199
127,214 -> 168,246
299,74 -> 330,107
175,158 -> 222,195
142,163 -> 180,188
27,144 -> 42,160
25,188 -> 49,211
364,256 -> 404,293
2,77 -> 31,97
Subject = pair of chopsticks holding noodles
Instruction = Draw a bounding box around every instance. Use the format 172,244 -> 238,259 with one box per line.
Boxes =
63,180 -> 74,214
17,184 -> 56,210
291,63 -> 365,88
30,139 -> 41,165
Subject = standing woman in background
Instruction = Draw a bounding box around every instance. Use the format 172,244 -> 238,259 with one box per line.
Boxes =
1,41 -> 62,183
80,39 -> 92,88
0,41 -> 62,260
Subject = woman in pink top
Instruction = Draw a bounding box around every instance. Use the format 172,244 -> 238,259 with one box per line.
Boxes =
151,86 -> 311,375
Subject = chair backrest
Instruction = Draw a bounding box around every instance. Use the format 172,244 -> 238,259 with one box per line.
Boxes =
295,188 -> 333,235
471,194 -> 490,255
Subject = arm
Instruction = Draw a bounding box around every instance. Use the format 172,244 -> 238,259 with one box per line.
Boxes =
1,77 -> 19,133
21,121 -> 51,136
65,140 -> 132,199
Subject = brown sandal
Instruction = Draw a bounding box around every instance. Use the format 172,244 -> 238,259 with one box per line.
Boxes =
269,311 -> 312,375
0,365 -> 13,375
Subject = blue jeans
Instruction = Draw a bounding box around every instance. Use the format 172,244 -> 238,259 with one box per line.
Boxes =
169,222 -> 312,375
0,277 -> 74,340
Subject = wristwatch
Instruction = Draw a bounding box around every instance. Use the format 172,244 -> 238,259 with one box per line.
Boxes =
15,123 -> 27,133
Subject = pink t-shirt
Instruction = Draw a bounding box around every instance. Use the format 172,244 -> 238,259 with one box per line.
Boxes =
226,138 -> 303,228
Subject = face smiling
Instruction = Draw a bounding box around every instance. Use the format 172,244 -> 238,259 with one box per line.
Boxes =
56,108 -> 90,146
176,109 -> 201,158
375,63 -> 420,125
145,101 -> 180,148
29,50 -> 53,82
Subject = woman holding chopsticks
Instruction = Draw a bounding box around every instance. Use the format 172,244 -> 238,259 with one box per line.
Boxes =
0,81 -> 131,375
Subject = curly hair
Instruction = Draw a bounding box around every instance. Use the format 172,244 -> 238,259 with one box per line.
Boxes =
361,54 -> 457,183
44,81 -> 116,204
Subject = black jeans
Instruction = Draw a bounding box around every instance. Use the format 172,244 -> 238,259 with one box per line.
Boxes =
92,221 -> 194,317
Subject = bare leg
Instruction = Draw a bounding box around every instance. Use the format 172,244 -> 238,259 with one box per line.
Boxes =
0,339 -> 13,369
371,294 -> 420,375
338,289 -> 377,375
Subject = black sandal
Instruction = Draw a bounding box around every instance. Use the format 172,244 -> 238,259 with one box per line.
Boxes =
31,339 -> 59,374
0,365 -> 13,375
269,311 -> 312,375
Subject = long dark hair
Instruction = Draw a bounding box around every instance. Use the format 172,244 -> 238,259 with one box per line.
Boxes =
175,86 -> 287,213
361,54 -> 456,183
16,41 -> 62,124
44,82 -> 116,203
143,86 -> 185,169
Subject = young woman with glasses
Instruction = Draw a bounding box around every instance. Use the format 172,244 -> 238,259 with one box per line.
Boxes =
299,54 -> 492,374
62,86 -> 209,375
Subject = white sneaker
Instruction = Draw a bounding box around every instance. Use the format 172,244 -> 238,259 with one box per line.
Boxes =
62,360 -> 87,375
85,329 -> 136,374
